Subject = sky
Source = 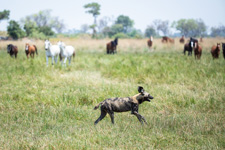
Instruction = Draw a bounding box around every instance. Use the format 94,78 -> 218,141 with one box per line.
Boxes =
0,0 -> 225,33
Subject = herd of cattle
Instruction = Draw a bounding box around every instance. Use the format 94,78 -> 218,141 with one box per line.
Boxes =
147,36 -> 225,60
5,37 -> 225,64
6,40 -> 75,66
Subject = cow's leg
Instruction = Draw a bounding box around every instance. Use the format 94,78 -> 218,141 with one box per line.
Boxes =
63,57 -> 67,66
46,56 -> 49,66
51,56 -> 54,65
68,56 -> 71,65
55,55 -> 58,64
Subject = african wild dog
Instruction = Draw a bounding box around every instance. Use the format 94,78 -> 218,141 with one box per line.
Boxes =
94,86 -> 154,125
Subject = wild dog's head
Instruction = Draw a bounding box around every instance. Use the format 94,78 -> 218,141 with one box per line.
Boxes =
137,86 -> 154,104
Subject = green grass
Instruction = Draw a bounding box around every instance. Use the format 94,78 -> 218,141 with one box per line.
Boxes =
0,48 -> 224,149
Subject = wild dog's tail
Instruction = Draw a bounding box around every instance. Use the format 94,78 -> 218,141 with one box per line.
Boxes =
94,102 -> 103,110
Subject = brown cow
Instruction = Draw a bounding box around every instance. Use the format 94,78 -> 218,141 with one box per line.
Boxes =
211,43 -> 220,59
162,36 -> 174,44
180,36 -> 185,43
147,36 -> 153,49
194,42 -> 202,59
162,36 -> 169,43
106,38 -> 118,54
168,38 -> 174,44
25,43 -> 38,58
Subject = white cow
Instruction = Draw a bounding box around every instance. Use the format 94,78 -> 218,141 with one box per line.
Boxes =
57,41 -> 75,66
44,40 -> 60,66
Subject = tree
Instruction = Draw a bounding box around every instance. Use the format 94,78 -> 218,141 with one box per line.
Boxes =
21,10 -> 65,34
33,10 -> 50,27
84,2 -> 101,25
7,20 -> 25,39
84,2 -> 101,38
0,10 -> 10,22
51,17 -> 66,33
145,26 -> 157,37
111,24 -> 124,34
102,27 -> 112,37
115,15 -> 134,33
97,16 -> 111,33
24,20 -> 38,36
195,19 -> 207,37
153,19 -> 169,36
39,26 -> 54,36
172,19 -> 206,37
101,24 -> 124,37
89,24 -> 97,38
80,24 -> 89,33
23,19 -> 52,39
127,28 -> 143,38
210,25 -> 225,37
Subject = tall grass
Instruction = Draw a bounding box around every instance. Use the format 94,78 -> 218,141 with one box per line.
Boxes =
0,38 -> 224,149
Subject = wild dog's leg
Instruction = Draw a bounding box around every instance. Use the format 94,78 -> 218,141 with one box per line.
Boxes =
131,104 -> 143,124
131,103 -> 148,125
133,111 -> 143,124
139,114 -> 148,124
133,112 -> 148,125
108,111 -> 114,124
94,110 -> 107,125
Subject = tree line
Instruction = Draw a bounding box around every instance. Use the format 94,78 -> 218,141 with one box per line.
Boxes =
0,2 -> 225,40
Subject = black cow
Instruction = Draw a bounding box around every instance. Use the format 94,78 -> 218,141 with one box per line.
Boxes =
7,44 -> 18,58
106,38 -> 118,54
184,37 -> 198,56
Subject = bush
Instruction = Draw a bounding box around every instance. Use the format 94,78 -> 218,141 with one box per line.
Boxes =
29,30 -> 47,40
112,32 -> 128,39
7,20 -> 25,40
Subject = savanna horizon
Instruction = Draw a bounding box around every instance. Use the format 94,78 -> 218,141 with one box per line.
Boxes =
0,37 -> 224,149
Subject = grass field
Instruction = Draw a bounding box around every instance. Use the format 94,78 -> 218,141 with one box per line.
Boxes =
0,38 -> 224,149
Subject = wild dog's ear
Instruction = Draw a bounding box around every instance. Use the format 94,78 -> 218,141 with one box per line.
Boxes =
138,86 -> 144,93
